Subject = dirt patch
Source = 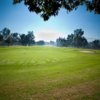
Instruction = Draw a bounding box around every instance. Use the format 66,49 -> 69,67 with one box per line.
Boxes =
50,80 -> 100,100
1,80 -> 99,100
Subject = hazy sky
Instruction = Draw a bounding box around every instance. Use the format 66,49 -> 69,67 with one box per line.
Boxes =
0,0 -> 100,41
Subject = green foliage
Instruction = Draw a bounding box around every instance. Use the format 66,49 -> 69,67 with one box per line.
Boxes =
20,31 -> 35,45
36,40 -> 45,45
0,28 -> 13,45
91,40 -> 100,49
56,29 -> 88,47
13,0 -> 100,21
0,34 -> 3,41
0,27 -> 35,46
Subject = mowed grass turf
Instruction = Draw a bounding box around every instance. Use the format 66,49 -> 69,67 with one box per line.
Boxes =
0,46 -> 100,100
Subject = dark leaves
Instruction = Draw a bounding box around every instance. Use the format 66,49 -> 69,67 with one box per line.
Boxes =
13,0 -> 100,21
41,14 -> 49,21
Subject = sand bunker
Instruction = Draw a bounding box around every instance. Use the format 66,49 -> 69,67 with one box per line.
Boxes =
80,50 -> 94,54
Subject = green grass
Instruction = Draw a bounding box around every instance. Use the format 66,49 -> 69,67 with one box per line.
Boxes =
0,46 -> 100,100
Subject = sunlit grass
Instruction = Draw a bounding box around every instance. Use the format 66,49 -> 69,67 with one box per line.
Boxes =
0,46 -> 100,100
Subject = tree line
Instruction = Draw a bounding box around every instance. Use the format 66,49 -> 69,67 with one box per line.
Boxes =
56,29 -> 100,49
0,27 -> 100,49
0,27 -> 35,46
0,27 -> 50,46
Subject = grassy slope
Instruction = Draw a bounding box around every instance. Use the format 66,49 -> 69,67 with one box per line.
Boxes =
0,46 -> 100,100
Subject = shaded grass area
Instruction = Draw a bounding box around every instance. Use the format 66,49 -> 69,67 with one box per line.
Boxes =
0,46 -> 100,100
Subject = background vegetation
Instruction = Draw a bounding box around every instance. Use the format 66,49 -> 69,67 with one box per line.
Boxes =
0,27 -> 100,49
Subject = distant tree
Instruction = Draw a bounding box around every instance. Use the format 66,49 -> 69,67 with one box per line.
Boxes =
0,34 -> 3,42
20,34 -> 27,45
20,32 -> 35,46
81,37 -> 88,47
5,35 -> 13,46
13,0 -> 100,21
50,41 -> 55,45
56,29 -> 88,47
73,29 -> 88,47
1,28 -> 10,40
27,31 -> 35,45
56,37 -> 67,47
67,34 -> 74,46
12,32 -> 20,44
1,28 -> 13,45
0,34 -> 3,45
36,40 -> 45,45
91,40 -> 100,49
0,28 -> 36,46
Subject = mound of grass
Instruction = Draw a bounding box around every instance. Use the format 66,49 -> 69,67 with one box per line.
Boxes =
0,46 -> 100,100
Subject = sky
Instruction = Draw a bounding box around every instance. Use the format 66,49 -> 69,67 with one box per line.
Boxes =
0,0 -> 100,42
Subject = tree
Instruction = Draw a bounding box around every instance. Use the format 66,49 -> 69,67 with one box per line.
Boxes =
0,33 -> 3,42
13,0 -> 100,21
12,32 -> 20,44
5,35 -> 13,46
72,29 -> 88,47
91,40 -> 100,49
56,29 -> 88,47
20,34 -> 27,45
1,28 -> 13,45
36,40 -> 45,45
56,37 -> 67,47
67,34 -> 74,46
0,34 -> 3,45
27,31 -> 35,45
1,28 -> 10,40
50,41 -> 55,46
73,29 -> 84,47
20,31 -> 35,46
81,37 -> 88,47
